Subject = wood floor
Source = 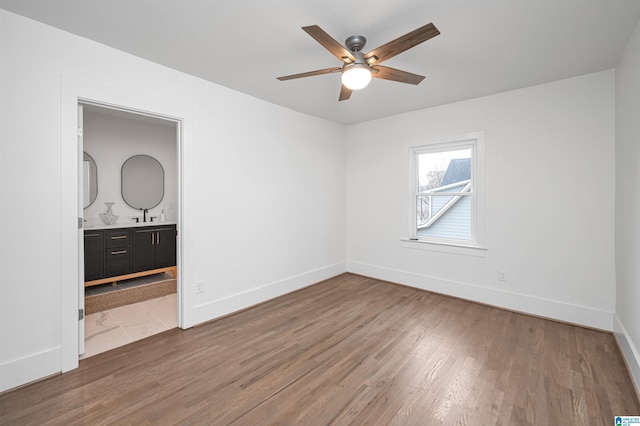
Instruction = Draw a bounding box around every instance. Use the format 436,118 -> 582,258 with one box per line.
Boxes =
1,273 -> 638,425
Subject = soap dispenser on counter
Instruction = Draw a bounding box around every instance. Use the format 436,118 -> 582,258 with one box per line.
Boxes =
160,209 -> 166,222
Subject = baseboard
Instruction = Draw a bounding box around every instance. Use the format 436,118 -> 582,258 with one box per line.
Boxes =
347,261 -> 613,331
0,347 -> 60,393
192,262 -> 347,326
613,315 -> 640,397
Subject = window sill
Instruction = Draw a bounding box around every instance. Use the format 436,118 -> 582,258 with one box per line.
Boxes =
401,239 -> 488,257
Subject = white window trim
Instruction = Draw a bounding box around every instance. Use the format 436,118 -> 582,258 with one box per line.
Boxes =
404,131 -> 486,254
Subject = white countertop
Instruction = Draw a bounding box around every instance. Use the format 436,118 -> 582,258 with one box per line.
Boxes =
84,221 -> 176,230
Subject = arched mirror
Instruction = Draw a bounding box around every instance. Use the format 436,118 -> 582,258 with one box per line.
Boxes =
121,155 -> 164,209
83,152 -> 98,208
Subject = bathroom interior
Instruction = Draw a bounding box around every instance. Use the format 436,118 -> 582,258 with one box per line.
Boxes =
81,104 -> 178,358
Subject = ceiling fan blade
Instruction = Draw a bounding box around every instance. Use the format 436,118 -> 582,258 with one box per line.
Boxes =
364,23 -> 440,65
339,85 -> 352,101
303,25 -> 356,63
371,65 -> 425,85
277,67 -> 342,81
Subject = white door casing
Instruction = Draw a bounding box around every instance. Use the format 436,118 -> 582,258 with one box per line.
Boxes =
61,76 -> 194,373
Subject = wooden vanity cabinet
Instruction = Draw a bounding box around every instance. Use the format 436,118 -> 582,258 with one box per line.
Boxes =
84,223 -> 176,287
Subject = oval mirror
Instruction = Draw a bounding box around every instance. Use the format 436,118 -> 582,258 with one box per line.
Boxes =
83,152 -> 98,208
121,155 -> 164,209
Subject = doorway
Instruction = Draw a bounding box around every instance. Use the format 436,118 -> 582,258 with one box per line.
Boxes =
79,102 -> 180,358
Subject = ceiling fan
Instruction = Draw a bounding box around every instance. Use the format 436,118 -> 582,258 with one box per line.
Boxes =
277,23 -> 440,101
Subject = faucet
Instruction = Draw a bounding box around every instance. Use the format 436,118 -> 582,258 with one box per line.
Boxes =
141,208 -> 148,222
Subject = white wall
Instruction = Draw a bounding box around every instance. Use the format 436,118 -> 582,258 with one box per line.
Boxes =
615,17 -> 640,392
0,9 -> 346,392
83,108 -> 178,226
346,70 -> 616,330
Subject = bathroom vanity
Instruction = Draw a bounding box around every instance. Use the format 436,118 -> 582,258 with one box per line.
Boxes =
82,150 -> 174,287
84,222 -> 177,287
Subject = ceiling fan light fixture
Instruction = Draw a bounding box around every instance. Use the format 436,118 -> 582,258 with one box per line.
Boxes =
341,64 -> 371,90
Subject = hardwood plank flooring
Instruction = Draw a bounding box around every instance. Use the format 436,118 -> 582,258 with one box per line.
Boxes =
1,273 -> 638,425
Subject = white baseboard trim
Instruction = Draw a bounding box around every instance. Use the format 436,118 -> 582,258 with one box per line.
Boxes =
192,262 -> 347,326
0,347 -> 60,393
613,315 -> 640,396
347,261 -> 613,331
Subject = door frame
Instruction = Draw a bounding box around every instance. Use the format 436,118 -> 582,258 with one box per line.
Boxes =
61,76 -> 194,372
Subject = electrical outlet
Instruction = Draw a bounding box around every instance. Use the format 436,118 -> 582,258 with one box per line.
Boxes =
195,280 -> 204,294
499,270 -> 508,282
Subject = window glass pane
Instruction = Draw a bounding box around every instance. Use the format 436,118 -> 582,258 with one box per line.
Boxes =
416,194 -> 471,241
415,146 -> 472,242
416,195 -> 431,226
418,148 -> 471,191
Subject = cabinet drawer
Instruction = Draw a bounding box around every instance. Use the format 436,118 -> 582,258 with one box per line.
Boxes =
107,247 -> 130,276
107,229 -> 130,247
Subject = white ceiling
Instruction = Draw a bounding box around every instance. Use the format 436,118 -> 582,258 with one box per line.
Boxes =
2,0 -> 640,124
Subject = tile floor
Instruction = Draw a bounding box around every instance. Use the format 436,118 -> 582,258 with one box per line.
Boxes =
82,293 -> 177,359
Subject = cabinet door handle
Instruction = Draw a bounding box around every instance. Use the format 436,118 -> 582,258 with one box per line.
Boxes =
157,232 -> 160,244
151,233 -> 155,245
111,250 -> 127,255
111,235 -> 127,240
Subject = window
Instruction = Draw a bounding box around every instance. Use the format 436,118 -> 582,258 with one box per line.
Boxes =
408,132 -> 485,249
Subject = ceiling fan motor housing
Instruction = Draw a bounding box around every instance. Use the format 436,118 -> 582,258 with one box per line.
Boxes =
345,50 -> 367,67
